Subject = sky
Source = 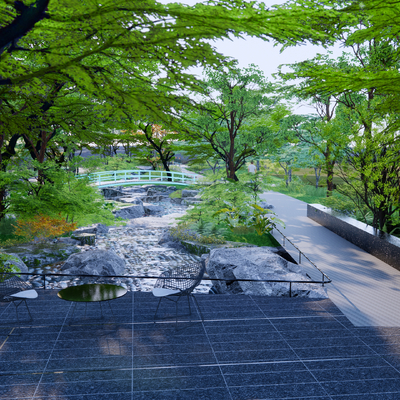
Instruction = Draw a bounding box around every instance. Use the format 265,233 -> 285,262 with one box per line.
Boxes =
159,0 -> 344,114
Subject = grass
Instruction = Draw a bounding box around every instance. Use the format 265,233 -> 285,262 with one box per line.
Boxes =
223,229 -> 280,247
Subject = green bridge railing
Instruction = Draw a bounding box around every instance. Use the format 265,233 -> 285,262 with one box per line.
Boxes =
77,170 -> 197,188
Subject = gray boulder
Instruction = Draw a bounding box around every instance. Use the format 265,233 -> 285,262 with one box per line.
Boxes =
170,197 -> 182,205
142,195 -> 168,203
118,196 -> 144,205
144,205 -> 164,215
205,247 -> 328,298
101,187 -> 125,199
113,205 -> 145,219
72,223 -> 109,236
4,253 -> 29,280
61,250 -> 126,276
57,237 -> 80,245
181,189 -> 200,198
158,230 -> 187,252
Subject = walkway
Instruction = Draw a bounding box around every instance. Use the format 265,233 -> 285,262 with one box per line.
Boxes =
261,191 -> 400,327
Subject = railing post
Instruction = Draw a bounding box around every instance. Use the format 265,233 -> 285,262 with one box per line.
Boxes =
322,273 -> 325,287
125,171 -> 127,181
283,236 -> 285,247
43,274 -> 46,290
299,251 -> 301,264
289,282 -> 292,297
114,171 -> 116,182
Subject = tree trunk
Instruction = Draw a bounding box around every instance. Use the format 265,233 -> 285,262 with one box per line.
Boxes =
161,160 -> 172,181
0,187 -> 7,222
326,161 -> 335,197
314,167 -> 321,189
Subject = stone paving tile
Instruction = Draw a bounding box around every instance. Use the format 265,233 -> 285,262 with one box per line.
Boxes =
2,291 -> 400,399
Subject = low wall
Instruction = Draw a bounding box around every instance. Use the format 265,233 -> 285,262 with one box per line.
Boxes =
307,203 -> 400,271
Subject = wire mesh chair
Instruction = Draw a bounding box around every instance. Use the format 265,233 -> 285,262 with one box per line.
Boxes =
152,262 -> 205,326
0,275 -> 38,321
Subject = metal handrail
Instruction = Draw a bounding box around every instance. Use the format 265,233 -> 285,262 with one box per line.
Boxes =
6,267 -> 330,297
76,169 -> 197,188
271,225 -> 331,286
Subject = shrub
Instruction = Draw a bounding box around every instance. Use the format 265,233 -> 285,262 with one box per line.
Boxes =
14,215 -> 77,242
0,253 -> 20,282
169,190 -> 182,199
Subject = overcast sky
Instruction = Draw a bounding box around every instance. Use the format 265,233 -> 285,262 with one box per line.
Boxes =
159,0 -> 344,113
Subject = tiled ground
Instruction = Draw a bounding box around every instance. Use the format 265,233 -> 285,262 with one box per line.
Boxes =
1,291 -> 400,399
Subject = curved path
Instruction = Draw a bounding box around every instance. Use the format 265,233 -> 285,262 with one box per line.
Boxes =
261,191 -> 400,327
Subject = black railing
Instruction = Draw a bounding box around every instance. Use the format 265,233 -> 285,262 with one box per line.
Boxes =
5,267 -> 331,298
271,225 -> 331,287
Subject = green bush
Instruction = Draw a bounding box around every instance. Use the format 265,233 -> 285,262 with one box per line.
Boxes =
169,190 -> 182,199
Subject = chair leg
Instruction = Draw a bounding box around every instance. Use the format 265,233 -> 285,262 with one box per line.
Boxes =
154,297 -> 163,321
23,300 -> 33,321
12,299 -> 33,322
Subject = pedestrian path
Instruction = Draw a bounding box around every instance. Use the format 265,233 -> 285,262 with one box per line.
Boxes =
261,191 -> 400,327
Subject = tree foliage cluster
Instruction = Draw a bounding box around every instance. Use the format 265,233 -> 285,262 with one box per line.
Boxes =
2,0 -> 400,236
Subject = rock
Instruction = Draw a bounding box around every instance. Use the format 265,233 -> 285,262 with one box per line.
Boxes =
157,230 -> 187,251
4,243 -> 80,270
3,253 -> 29,280
141,195 -> 165,203
260,201 -> 274,210
181,189 -> 200,198
144,205 -> 164,215
204,247 -> 328,298
137,166 -> 154,170
71,233 -> 96,246
72,223 -> 109,236
170,198 -> 182,205
182,199 -> 202,206
101,187 -> 125,199
118,197 -> 144,205
61,250 -> 126,276
113,205 -> 145,219
57,237 -> 80,245
147,186 -> 176,196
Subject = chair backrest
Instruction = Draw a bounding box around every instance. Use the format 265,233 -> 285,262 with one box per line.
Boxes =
0,275 -> 33,301
159,262 -> 205,294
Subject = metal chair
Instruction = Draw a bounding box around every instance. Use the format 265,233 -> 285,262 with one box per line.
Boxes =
0,275 -> 38,321
152,262 -> 205,326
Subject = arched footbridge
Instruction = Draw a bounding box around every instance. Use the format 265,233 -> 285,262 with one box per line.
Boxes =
77,170 -> 197,188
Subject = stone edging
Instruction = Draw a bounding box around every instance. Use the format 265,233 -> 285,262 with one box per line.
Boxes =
307,203 -> 400,271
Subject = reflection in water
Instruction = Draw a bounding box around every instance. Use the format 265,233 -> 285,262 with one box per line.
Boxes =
58,284 -> 127,302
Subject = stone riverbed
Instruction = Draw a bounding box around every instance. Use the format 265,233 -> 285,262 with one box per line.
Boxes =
27,201 -> 213,294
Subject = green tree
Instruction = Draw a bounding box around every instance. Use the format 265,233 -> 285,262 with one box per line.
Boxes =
182,64 -> 287,181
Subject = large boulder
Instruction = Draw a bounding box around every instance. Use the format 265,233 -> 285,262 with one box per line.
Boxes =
118,196 -> 144,205
205,247 -> 328,298
170,198 -> 182,205
72,223 -> 109,236
101,187 -> 125,199
61,250 -> 126,276
4,253 -> 29,280
158,230 -> 187,251
144,204 -> 164,215
181,189 -> 200,198
113,205 -> 145,219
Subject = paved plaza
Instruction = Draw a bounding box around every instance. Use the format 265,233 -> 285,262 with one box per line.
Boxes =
1,290 -> 400,399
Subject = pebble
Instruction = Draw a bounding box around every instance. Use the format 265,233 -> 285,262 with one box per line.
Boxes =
39,198 -> 212,294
